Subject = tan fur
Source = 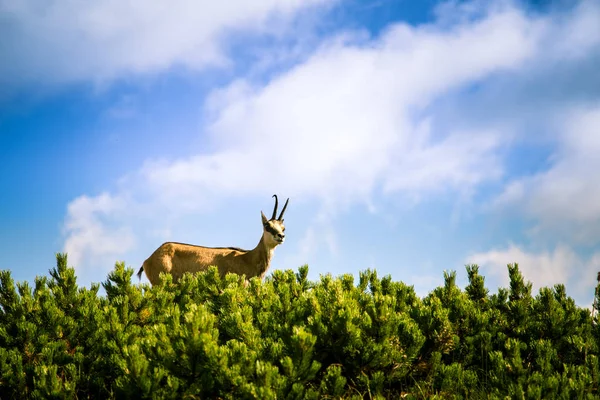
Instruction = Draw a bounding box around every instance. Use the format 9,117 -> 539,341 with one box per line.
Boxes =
138,197 -> 288,285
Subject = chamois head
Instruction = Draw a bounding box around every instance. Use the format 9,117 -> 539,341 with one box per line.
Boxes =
261,194 -> 289,247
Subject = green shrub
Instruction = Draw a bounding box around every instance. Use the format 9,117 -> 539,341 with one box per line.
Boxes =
0,255 -> 598,399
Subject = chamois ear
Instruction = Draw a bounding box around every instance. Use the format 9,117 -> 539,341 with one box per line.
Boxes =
261,211 -> 269,225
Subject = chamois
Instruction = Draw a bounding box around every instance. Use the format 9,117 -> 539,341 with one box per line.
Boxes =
137,195 -> 289,285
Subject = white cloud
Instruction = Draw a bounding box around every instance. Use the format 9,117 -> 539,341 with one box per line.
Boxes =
63,193 -> 135,278
142,3 -> 541,206
544,0 -> 600,60
382,127 -> 503,199
468,244 -> 600,305
0,0 -> 334,87
495,106 -> 600,245
468,244 -> 577,290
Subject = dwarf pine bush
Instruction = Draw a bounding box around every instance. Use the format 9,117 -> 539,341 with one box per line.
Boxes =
1,254 -> 599,399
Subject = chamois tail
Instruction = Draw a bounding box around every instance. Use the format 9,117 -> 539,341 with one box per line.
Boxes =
137,265 -> 145,281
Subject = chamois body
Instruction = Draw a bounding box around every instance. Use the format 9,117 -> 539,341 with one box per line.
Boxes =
138,195 -> 288,285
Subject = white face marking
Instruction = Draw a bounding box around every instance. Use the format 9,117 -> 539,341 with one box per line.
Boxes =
264,220 -> 286,245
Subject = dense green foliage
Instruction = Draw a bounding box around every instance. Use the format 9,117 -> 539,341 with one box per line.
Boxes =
1,254 -> 599,399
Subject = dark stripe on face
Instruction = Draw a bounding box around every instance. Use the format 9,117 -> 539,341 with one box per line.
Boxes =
264,224 -> 280,236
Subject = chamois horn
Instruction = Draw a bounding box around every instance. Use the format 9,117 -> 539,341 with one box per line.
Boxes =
278,197 -> 289,221
271,194 -> 279,220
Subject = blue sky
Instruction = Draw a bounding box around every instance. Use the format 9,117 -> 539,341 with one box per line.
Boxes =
1,0 -> 600,305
